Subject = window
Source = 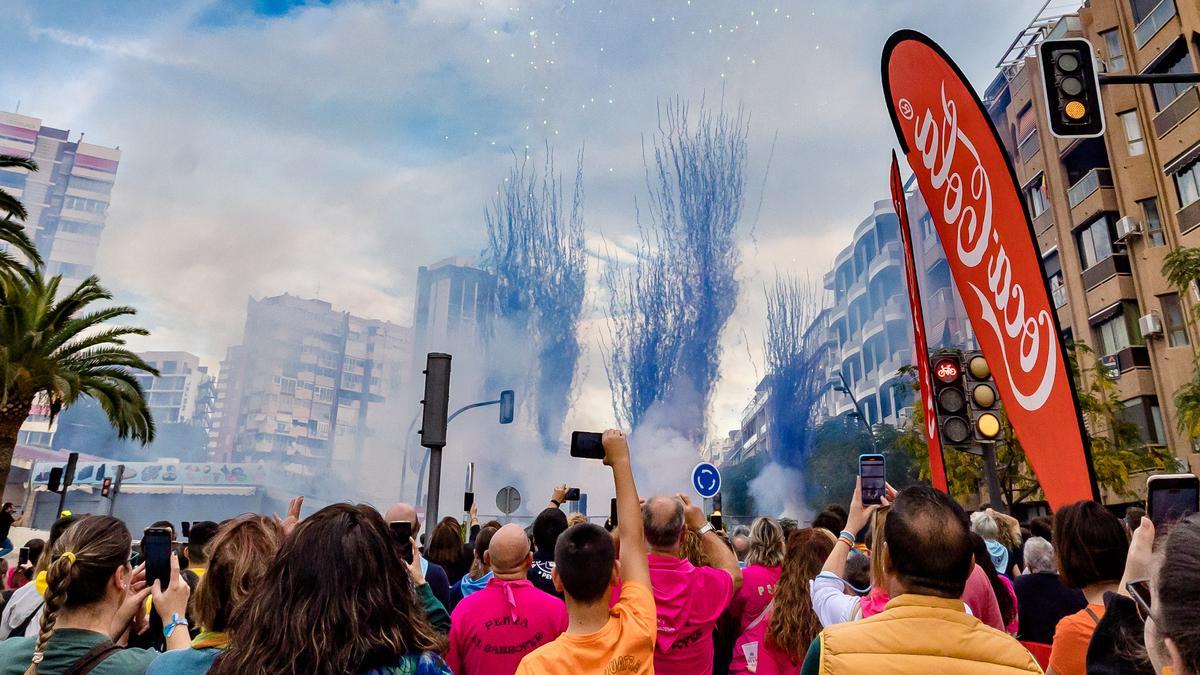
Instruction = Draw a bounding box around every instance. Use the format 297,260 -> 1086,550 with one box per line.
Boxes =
1102,29 -> 1127,72
919,214 -> 936,249
1118,110 -> 1145,156
1139,198 -> 1166,246
62,196 -> 108,214
279,377 -> 297,396
1149,42 -> 1196,111
1122,396 -> 1165,445
315,386 -> 334,403
1176,160 -> 1200,208
1092,301 -> 1144,356
66,175 -> 114,196
1161,293 -> 1190,346
1043,251 -> 1067,308
1075,214 -> 1117,270
59,219 -> 103,237
1025,174 -> 1050,217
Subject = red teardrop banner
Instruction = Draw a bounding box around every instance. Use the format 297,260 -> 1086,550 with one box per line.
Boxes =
882,30 -> 1098,509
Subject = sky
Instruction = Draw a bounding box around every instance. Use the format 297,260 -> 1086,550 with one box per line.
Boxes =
2,0 -> 1061,440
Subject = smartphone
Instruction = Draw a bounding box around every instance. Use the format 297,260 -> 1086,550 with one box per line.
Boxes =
181,521 -> 191,539
570,431 -> 605,459
709,512 -> 723,531
609,497 -> 619,527
463,491 -> 475,512
564,487 -> 581,502
143,527 -> 173,590
1147,474 -> 1199,534
859,453 -> 886,506
390,521 -> 414,564
17,547 -> 28,566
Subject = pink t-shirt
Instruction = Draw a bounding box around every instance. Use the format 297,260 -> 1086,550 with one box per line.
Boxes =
646,553 -> 735,675
728,564 -> 781,674
960,564 -> 1005,631
447,577 -> 568,675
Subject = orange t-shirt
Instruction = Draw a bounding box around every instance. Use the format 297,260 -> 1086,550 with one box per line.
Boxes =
515,580 -> 656,675
1048,603 -> 1105,675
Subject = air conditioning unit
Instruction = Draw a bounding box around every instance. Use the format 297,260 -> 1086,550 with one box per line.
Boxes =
1115,216 -> 1141,242
1139,313 -> 1163,337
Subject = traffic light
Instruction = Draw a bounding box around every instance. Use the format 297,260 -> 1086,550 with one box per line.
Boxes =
47,467 -> 64,493
62,452 -> 79,490
964,352 -> 1003,442
419,353 -> 452,449
499,389 -> 515,425
1038,38 -> 1104,138
100,477 -> 113,498
930,352 -> 971,446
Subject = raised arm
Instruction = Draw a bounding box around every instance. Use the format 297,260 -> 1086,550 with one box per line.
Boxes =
547,483 -> 569,510
678,493 -> 742,591
603,429 -> 649,587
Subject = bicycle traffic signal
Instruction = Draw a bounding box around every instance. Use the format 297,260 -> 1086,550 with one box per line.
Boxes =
1038,38 -> 1104,138
930,352 -> 971,446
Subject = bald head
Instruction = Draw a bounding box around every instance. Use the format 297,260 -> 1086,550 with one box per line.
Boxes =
643,496 -> 685,550
486,524 -> 532,578
384,503 -> 420,535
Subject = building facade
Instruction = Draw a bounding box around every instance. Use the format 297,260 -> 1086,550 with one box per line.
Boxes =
412,257 -> 496,360
134,352 -> 214,425
0,111 -> 120,282
985,0 -> 1200,469
207,294 -> 412,474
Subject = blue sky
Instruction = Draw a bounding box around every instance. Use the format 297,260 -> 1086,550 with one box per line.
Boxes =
2,0 -> 1058,434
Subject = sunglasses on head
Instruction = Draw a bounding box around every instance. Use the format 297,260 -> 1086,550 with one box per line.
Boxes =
1126,579 -> 1153,623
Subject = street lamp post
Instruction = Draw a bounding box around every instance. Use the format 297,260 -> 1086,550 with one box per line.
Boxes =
834,371 -> 878,451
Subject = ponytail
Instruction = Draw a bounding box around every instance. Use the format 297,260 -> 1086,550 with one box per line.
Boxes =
25,553 -> 75,675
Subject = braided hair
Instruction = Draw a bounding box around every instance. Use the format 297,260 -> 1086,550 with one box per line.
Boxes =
25,516 -> 131,675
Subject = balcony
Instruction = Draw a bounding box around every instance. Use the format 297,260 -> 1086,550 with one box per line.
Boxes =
1018,130 -> 1041,163
1081,253 -> 1132,291
1179,199 -> 1200,234
848,277 -> 867,302
869,241 -> 901,278
862,308 -> 885,341
1153,86 -> 1199,138
1134,0 -> 1176,49
1068,168 -> 1112,208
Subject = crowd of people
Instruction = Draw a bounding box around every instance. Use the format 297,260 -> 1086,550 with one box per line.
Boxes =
0,431 -> 1194,674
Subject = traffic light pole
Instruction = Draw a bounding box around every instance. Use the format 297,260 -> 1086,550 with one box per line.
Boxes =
836,371 -> 878,451
980,442 -> 1006,514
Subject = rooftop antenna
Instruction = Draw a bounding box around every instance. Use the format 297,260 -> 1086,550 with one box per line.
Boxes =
14,100 -> 19,114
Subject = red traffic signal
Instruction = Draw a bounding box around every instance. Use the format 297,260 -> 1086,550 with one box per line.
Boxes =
933,357 -> 961,384
100,477 -> 113,498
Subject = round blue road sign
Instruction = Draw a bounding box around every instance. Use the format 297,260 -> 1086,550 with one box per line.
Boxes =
692,462 -> 722,499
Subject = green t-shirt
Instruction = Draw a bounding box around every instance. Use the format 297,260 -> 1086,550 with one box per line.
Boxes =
0,628 -> 158,675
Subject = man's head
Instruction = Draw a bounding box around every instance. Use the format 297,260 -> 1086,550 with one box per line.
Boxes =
384,503 -> 421,538
1029,515 -> 1053,541
552,523 -> 616,604
642,496 -> 685,553
486,524 -> 532,578
2,502 -> 13,514
811,510 -> 844,537
150,519 -> 176,541
531,507 -> 568,554
882,486 -> 974,598
732,534 -> 750,561
186,520 -> 220,567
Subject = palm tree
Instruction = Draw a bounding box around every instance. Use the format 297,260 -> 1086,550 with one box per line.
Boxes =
0,273 -> 158,492
0,154 -> 45,276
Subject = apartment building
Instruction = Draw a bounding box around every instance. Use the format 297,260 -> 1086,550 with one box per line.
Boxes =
0,111 -> 120,282
208,294 -> 412,474
985,0 -> 1200,468
134,352 -> 214,425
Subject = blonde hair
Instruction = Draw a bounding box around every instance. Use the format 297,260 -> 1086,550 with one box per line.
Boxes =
746,517 -> 785,567
193,515 -> 284,633
566,512 -> 587,527
869,506 -> 891,588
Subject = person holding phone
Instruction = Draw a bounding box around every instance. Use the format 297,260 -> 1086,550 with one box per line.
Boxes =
528,497 -> 570,599
0,515 -> 76,640
382,502 -> 452,610
0,515 -> 191,674
516,430 -> 656,675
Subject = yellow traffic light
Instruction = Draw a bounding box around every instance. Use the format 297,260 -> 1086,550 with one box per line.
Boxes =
1064,100 -> 1087,120
972,384 -> 996,408
967,355 -> 990,379
976,413 -> 1001,439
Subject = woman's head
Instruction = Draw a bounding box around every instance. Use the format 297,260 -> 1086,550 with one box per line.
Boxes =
566,512 -> 587,527
767,528 -> 836,658
212,503 -> 444,675
969,511 -> 999,540
746,517 -> 785,567
424,517 -> 463,569
969,532 -> 1015,627
1053,500 -> 1128,589
192,515 -> 284,634
869,506 -> 891,587
1147,515 -> 1200,675
991,511 -> 1022,550
28,516 -> 131,675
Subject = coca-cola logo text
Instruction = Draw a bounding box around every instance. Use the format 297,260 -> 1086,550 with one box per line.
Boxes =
901,84 -> 1057,412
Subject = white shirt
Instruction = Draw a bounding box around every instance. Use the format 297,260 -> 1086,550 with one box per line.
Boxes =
0,582 -> 43,639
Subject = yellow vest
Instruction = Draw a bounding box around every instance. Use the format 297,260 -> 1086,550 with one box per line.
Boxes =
818,594 -> 1043,675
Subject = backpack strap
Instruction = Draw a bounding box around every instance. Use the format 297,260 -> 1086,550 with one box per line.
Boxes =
13,601 -> 43,638
1084,606 -> 1101,624
63,640 -> 122,675
746,599 -> 776,632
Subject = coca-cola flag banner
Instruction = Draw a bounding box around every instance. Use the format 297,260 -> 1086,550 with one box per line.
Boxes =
881,30 -> 1098,509
890,152 -> 948,493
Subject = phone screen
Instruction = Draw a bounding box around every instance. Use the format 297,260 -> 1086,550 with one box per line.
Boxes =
463,491 -> 475,512
181,521 -> 191,539
609,497 -> 618,527
709,513 -> 723,531
17,547 -> 28,566
860,454 -> 886,506
1149,475 -> 1199,534
570,431 -> 605,459
565,487 -> 581,502
390,521 -> 414,564
143,528 -> 172,590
